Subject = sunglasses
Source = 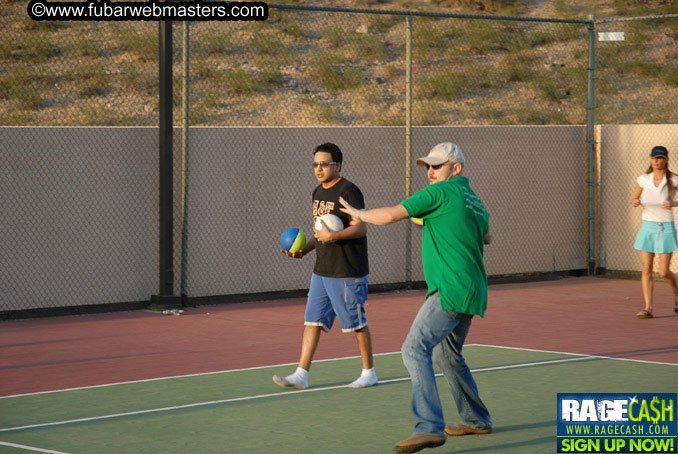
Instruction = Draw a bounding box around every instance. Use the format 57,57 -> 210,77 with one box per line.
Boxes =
312,161 -> 336,169
426,163 -> 444,170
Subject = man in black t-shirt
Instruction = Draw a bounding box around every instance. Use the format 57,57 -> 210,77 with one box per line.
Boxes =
272,143 -> 377,389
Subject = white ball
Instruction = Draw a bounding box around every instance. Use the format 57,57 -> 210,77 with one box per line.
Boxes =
315,214 -> 344,232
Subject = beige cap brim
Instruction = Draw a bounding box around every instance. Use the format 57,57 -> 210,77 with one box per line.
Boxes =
416,156 -> 448,166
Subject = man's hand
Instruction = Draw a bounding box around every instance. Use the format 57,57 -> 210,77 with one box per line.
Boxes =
314,220 -> 335,244
338,196 -> 362,226
280,249 -> 304,259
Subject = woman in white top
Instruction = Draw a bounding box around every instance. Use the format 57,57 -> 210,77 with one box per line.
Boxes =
630,145 -> 678,318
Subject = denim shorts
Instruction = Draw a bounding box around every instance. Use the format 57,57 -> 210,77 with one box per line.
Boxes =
304,273 -> 368,333
634,220 -> 678,254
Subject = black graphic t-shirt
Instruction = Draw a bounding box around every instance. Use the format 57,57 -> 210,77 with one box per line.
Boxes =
312,178 -> 369,278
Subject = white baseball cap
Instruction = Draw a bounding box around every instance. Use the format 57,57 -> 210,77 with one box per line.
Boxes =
416,142 -> 466,167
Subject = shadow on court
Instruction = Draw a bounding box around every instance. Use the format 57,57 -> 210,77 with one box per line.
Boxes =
594,345 -> 678,358
491,419 -> 557,433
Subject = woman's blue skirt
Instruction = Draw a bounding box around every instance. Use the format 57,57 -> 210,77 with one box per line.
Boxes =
634,220 -> 678,254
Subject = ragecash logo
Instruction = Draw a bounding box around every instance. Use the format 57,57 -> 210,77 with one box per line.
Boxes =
557,393 -> 677,453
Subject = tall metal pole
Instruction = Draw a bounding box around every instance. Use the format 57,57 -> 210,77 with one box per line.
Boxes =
405,15 -> 413,285
151,20 -> 181,310
180,20 -> 190,304
586,15 -> 598,275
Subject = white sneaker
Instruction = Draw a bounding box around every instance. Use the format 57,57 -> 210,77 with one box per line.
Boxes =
348,373 -> 378,388
272,373 -> 308,389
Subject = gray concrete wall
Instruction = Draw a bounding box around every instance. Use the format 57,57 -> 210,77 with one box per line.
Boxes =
2,125 -> 587,311
1,127 -> 159,310
410,126 -> 587,279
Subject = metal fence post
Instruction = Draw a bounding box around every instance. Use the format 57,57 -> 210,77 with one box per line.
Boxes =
180,20 -> 190,305
151,20 -> 182,310
405,14 -> 413,285
586,15 -> 598,275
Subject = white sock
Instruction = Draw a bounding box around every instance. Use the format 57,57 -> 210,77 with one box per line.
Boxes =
272,367 -> 309,389
361,368 -> 376,377
348,368 -> 378,388
295,367 -> 309,380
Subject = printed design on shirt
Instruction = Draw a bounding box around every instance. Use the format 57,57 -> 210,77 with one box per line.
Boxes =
313,200 -> 335,216
313,200 -> 335,222
463,187 -> 489,221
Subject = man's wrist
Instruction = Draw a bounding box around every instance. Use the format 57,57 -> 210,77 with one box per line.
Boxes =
358,209 -> 364,222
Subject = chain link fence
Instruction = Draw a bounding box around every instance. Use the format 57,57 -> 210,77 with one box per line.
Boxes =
0,14 -> 160,126
408,16 -> 590,282
178,9 -> 592,301
2,3 -> 676,317
596,15 -> 678,277
1,7 -> 161,316
182,9 -> 410,301
187,10 -> 405,126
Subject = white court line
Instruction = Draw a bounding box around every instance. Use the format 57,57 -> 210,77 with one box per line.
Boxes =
471,344 -> 678,367
0,441 -> 71,454
0,354 -> 596,433
0,352 -> 397,400
3,344 -> 675,400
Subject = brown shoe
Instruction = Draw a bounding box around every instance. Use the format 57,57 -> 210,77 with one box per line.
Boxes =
394,434 -> 446,454
445,423 -> 492,436
636,310 -> 653,319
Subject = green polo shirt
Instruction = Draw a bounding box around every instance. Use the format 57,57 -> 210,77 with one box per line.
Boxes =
401,176 -> 490,316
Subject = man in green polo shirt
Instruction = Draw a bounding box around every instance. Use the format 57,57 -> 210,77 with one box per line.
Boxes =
339,142 -> 492,454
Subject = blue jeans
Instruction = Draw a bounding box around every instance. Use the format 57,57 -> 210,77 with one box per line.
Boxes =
401,292 -> 492,436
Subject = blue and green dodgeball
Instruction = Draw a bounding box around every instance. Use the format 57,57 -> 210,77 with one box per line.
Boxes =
280,228 -> 306,253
